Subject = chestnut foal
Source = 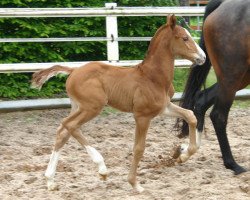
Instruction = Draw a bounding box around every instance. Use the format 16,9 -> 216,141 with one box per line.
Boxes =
31,15 -> 205,193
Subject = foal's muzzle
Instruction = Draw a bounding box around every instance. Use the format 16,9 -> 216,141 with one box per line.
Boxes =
195,56 -> 206,65
194,45 -> 206,65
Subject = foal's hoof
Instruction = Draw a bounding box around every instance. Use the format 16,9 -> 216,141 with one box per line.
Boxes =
47,182 -> 59,191
171,145 -> 181,159
176,157 -> 183,164
98,165 -> 108,181
99,173 -> 108,181
132,183 -> 145,194
171,144 -> 188,159
176,153 -> 190,164
46,177 -> 59,191
172,144 -> 190,164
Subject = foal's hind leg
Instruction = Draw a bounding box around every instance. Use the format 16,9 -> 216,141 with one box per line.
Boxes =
45,126 -> 71,190
45,100 -> 108,190
61,105 -> 108,177
163,102 -> 198,162
45,100 -> 77,190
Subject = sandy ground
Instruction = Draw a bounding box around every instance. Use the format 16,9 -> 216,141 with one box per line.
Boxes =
0,106 -> 249,200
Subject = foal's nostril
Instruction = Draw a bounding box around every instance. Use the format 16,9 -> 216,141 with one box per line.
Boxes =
195,57 -> 205,65
195,54 -> 206,65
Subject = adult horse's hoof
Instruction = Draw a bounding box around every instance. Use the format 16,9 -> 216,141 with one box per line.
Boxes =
233,166 -> 247,175
225,161 -> 247,175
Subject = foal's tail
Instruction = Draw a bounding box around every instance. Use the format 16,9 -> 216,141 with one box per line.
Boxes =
175,0 -> 223,137
31,65 -> 73,90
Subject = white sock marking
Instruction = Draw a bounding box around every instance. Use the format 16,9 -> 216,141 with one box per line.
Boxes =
45,151 -> 60,179
196,130 -> 202,149
180,143 -> 189,153
85,146 -> 108,175
180,130 -> 202,153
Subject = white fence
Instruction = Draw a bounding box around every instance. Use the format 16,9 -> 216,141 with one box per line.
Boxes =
0,3 -> 205,73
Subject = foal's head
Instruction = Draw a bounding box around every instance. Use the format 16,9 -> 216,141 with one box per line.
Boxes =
164,15 -> 206,65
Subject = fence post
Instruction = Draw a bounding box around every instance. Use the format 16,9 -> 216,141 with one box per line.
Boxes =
105,3 -> 119,62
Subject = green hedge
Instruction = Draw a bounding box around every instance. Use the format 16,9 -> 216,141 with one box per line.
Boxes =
0,0 -> 186,99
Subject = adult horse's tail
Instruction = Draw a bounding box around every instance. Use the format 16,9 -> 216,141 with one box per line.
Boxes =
31,65 -> 73,90
176,0 -> 223,137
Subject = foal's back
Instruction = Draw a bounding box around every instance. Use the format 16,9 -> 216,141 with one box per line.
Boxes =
66,62 -> 167,114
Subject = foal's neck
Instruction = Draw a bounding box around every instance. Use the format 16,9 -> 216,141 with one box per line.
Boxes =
139,33 -> 174,87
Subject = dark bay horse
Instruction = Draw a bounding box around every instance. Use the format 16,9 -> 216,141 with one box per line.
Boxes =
177,0 -> 250,174
31,15 -> 205,193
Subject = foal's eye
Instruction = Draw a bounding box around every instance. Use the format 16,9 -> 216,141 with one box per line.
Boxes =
183,37 -> 189,42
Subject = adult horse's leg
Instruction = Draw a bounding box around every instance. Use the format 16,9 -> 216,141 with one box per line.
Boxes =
194,84 -> 218,133
176,0 -> 224,138
203,0 -> 249,174
210,86 -> 246,174
180,84 -> 218,139
128,116 -> 151,193
163,102 -> 198,161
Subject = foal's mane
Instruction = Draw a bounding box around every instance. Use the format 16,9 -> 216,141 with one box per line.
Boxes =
138,23 -> 173,68
146,24 -> 168,55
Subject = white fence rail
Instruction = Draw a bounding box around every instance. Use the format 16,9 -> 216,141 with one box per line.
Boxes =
1,89 -> 250,112
0,6 -> 205,17
0,4 -> 204,73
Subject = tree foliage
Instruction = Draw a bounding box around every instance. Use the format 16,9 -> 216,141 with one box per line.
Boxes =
0,0 -> 178,99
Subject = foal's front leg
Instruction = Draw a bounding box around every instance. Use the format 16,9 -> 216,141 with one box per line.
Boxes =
128,116 -> 151,193
163,102 -> 198,163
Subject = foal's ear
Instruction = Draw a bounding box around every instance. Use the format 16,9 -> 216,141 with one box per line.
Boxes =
167,14 -> 177,30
